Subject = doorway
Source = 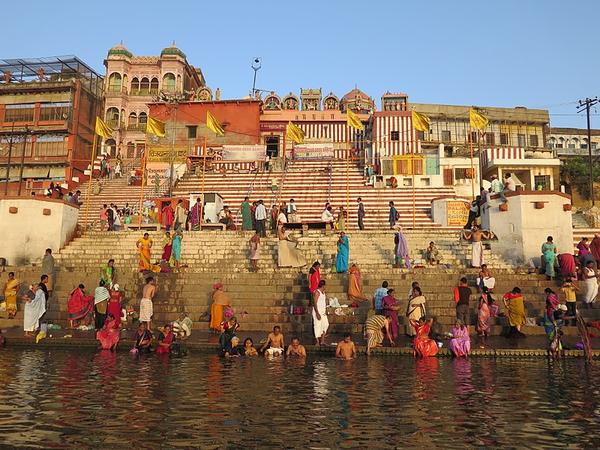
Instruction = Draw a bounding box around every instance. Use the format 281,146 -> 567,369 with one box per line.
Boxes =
266,136 -> 279,158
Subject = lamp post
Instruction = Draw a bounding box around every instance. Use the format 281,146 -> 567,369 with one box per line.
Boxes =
577,97 -> 598,206
251,57 -> 261,98
17,126 -> 30,196
3,121 -> 15,196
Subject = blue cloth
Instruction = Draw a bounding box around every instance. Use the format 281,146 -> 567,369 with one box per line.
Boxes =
373,287 -> 387,311
336,235 -> 349,273
172,234 -> 182,261
389,207 -> 398,224
542,242 -> 556,277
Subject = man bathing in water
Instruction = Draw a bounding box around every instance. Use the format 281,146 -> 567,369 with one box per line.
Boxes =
140,277 -> 156,330
286,337 -> 307,357
335,333 -> 357,359
261,325 -> 285,356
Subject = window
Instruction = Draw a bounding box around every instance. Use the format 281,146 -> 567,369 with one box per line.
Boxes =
34,134 -> 67,157
441,130 -> 451,142
534,175 -> 550,190
500,133 -> 508,145
416,130 -> 425,140
162,73 -> 176,92
39,102 -> 71,121
266,136 -> 279,158
4,103 -> 35,122
529,135 -> 539,147
138,112 -> 147,130
390,131 -> 400,141
517,134 -> 526,147
140,77 -> 150,95
105,108 -> 119,128
131,77 -> 140,94
485,133 -> 495,145
128,112 -> 138,130
107,73 -> 122,92
126,142 -> 135,158
592,143 -> 597,149
454,167 -> 475,180
187,125 -> 197,139
469,131 -> 478,143
150,78 -> 159,94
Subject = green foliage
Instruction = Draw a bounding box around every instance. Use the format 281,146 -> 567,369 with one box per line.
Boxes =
561,156 -> 600,200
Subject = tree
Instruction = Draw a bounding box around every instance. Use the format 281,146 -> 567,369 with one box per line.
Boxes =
561,156 -> 600,200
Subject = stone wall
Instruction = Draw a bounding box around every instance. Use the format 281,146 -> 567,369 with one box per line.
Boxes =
0,198 -> 79,265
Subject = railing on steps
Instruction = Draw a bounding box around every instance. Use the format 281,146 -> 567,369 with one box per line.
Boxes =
326,161 -> 333,204
271,159 -> 292,208
232,168 -> 266,227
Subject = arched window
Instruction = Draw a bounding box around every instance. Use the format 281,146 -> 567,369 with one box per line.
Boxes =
150,78 -> 159,94
131,77 -> 140,95
122,74 -> 128,94
105,107 -> 119,127
138,112 -> 148,130
107,73 -> 122,92
128,112 -> 138,130
162,73 -> 176,92
176,74 -> 182,92
140,77 -> 150,95
120,109 -> 126,127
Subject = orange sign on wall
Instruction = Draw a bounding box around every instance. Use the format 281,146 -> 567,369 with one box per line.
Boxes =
446,200 -> 470,227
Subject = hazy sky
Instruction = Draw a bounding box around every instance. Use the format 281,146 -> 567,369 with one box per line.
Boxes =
3,0 -> 598,127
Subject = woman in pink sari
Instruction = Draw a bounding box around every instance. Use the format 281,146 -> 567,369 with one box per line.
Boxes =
382,289 -> 400,341
156,324 -> 175,354
477,287 -> 492,346
448,320 -> 471,357
96,313 -> 120,351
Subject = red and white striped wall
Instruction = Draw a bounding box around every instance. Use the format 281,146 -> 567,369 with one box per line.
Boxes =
481,147 -> 524,169
372,112 -> 417,156
296,122 -> 367,150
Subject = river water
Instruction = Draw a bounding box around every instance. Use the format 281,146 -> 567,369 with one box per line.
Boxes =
0,348 -> 598,449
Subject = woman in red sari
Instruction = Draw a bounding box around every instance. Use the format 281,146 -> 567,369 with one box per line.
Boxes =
96,313 -> 120,351
411,317 -> 438,358
309,261 -> 321,294
156,324 -> 175,354
107,284 -> 122,323
67,284 -> 94,328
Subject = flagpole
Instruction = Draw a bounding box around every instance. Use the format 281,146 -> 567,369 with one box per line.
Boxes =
469,133 -> 475,200
83,132 -> 99,229
411,136 -> 416,229
200,136 -> 207,226
346,140 -> 350,220
137,134 -> 147,227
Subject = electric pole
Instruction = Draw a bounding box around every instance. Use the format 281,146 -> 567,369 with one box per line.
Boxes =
577,97 -> 598,206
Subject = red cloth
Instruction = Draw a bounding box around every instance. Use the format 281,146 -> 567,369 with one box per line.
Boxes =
67,288 -> 94,320
309,268 -> 321,293
558,253 -> 577,278
413,323 -> 438,357
156,331 -> 174,354
107,291 -> 122,321
96,318 -> 120,350
162,205 -> 174,226
591,237 -> 600,262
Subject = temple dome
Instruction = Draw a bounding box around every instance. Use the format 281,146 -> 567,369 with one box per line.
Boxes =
107,42 -> 132,58
341,87 -> 372,103
160,43 -> 186,59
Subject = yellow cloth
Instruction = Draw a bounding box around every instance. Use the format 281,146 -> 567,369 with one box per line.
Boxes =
286,121 -> 305,144
561,286 -> 577,302
136,237 -> 161,273
210,303 -> 224,331
147,116 -> 166,137
469,108 -> 489,130
346,108 -> 365,131
411,111 -> 431,132
206,111 -> 225,136
95,117 -> 114,138
507,295 -> 526,327
4,278 -> 19,314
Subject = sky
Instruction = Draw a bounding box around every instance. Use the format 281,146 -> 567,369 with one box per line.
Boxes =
3,0 -> 599,127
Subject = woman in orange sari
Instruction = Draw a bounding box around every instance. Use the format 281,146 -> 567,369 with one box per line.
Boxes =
96,313 -> 121,351
136,233 -> 161,273
411,317 -> 439,358
347,264 -> 369,303
210,283 -> 232,332
3,272 -> 20,319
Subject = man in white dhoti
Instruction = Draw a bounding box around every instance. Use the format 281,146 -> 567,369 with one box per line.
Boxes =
312,280 -> 329,345
140,276 -> 156,330
23,284 -> 46,337
462,226 -> 492,269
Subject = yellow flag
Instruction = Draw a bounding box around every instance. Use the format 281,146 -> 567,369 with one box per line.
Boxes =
95,117 -> 113,139
411,110 -> 431,133
286,121 -> 305,144
206,111 -> 225,136
346,108 -> 365,131
469,108 -> 489,130
146,116 -> 166,137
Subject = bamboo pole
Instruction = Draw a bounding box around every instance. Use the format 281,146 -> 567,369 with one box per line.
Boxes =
346,141 -> 350,217
469,137 -> 475,200
83,132 -> 98,228
200,136 -> 207,226
137,134 -> 148,227
411,140 -> 416,229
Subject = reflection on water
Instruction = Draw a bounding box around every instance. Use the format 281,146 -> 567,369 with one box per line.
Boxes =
0,349 -> 599,448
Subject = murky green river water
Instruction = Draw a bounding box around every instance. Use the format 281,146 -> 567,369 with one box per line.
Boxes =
0,348 -> 598,449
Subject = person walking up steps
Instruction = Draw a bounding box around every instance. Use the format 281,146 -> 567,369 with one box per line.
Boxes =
357,197 -> 365,230
388,201 -> 398,229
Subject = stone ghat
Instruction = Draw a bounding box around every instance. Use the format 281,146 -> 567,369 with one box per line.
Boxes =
2,264 -> 597,337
